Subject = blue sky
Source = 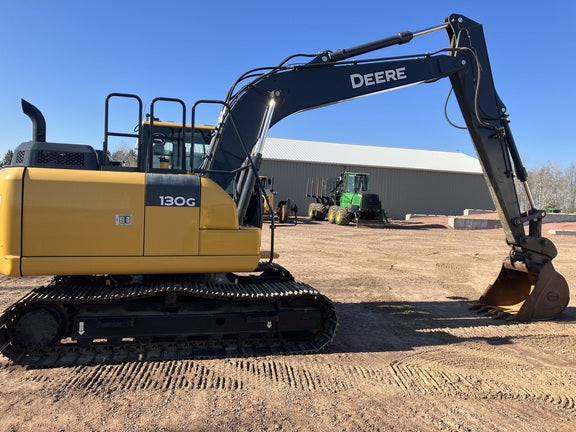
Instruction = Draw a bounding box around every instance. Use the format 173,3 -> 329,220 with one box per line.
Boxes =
1,1 -> 575,168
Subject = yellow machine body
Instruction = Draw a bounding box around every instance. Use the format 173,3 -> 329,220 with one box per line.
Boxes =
0,166 -> 261,277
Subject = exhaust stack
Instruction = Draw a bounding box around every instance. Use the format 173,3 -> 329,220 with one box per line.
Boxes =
21,99 -> 46,142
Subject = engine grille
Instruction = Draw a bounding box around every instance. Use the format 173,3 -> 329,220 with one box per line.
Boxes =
37,150 -> 85,166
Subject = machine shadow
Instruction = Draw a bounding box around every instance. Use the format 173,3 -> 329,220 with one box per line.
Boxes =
324,300 -> 576,354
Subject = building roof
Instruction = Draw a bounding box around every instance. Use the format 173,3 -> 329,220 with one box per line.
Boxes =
263,137 -> 483,174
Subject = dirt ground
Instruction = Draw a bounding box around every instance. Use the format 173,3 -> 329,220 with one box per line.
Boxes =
1,216 -> 575,432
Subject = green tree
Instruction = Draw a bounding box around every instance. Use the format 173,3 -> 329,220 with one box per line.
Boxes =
2,149 -> 13,166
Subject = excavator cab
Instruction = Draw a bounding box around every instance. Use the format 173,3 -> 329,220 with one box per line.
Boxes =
141,121 -> 213,171
103,94 -> 213,173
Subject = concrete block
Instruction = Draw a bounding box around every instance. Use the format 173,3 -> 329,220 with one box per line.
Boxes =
543,213 -> 576,223
405,214 -> 447,220
548,229 -> 576,236
405,214 -> 424,220
463,209 -> 496,216
449,217 -> 502,230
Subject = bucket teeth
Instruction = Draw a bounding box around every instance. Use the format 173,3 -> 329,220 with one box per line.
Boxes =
468,303 -> 510,320
488,309 -> 509,320
469,304 -> 491,314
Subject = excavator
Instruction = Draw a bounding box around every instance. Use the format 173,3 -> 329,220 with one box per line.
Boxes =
0,14 -> 569,367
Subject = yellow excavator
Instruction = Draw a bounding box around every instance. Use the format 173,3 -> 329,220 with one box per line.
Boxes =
260,176 -> 297,224
0,14 -> 569,367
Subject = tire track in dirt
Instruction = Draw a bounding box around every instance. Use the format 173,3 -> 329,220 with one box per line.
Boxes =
0,360 -> 243,394
0,356 -> 395,396
5,347 -> 574,417
512,333 -> 576,362
387,346 -> 576,415
360,391 -> 575,432
231,358 -> 391,392
417,323 -> 576,368
5,306 -> 573,412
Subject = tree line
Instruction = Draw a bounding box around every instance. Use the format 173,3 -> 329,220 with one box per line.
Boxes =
521,162 -> 576,213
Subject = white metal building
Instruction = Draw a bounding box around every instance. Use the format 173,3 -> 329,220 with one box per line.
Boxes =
260,137 -> 494,219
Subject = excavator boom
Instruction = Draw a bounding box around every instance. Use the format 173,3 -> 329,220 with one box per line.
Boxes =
203,14 -> 568,320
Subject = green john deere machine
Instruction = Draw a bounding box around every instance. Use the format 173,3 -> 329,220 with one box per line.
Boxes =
306,171 -> 388,226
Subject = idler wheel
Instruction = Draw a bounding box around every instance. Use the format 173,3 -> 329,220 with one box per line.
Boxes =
10,305 -> 66,349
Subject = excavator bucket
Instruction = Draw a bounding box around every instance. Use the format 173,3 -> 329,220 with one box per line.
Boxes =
476,260 -> 569,321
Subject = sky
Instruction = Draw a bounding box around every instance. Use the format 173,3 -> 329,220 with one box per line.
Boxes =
1,1 -> 575,168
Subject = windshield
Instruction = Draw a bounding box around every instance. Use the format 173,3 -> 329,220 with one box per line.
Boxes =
143,123 -> 213,171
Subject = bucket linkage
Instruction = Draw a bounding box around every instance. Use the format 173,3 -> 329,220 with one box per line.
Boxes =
472,174 -> 571,321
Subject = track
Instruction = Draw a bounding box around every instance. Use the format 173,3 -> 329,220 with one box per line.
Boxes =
0,264 -> 337,367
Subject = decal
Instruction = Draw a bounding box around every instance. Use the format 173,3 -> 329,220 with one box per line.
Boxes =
146,174 -> 201,207
115,214 -> 132,226
350,67 -> 407,89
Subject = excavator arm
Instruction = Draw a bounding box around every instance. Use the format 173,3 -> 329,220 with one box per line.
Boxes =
203,14 -> 569,320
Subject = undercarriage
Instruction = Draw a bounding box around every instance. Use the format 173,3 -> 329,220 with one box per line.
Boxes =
0,264 -> 337,367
